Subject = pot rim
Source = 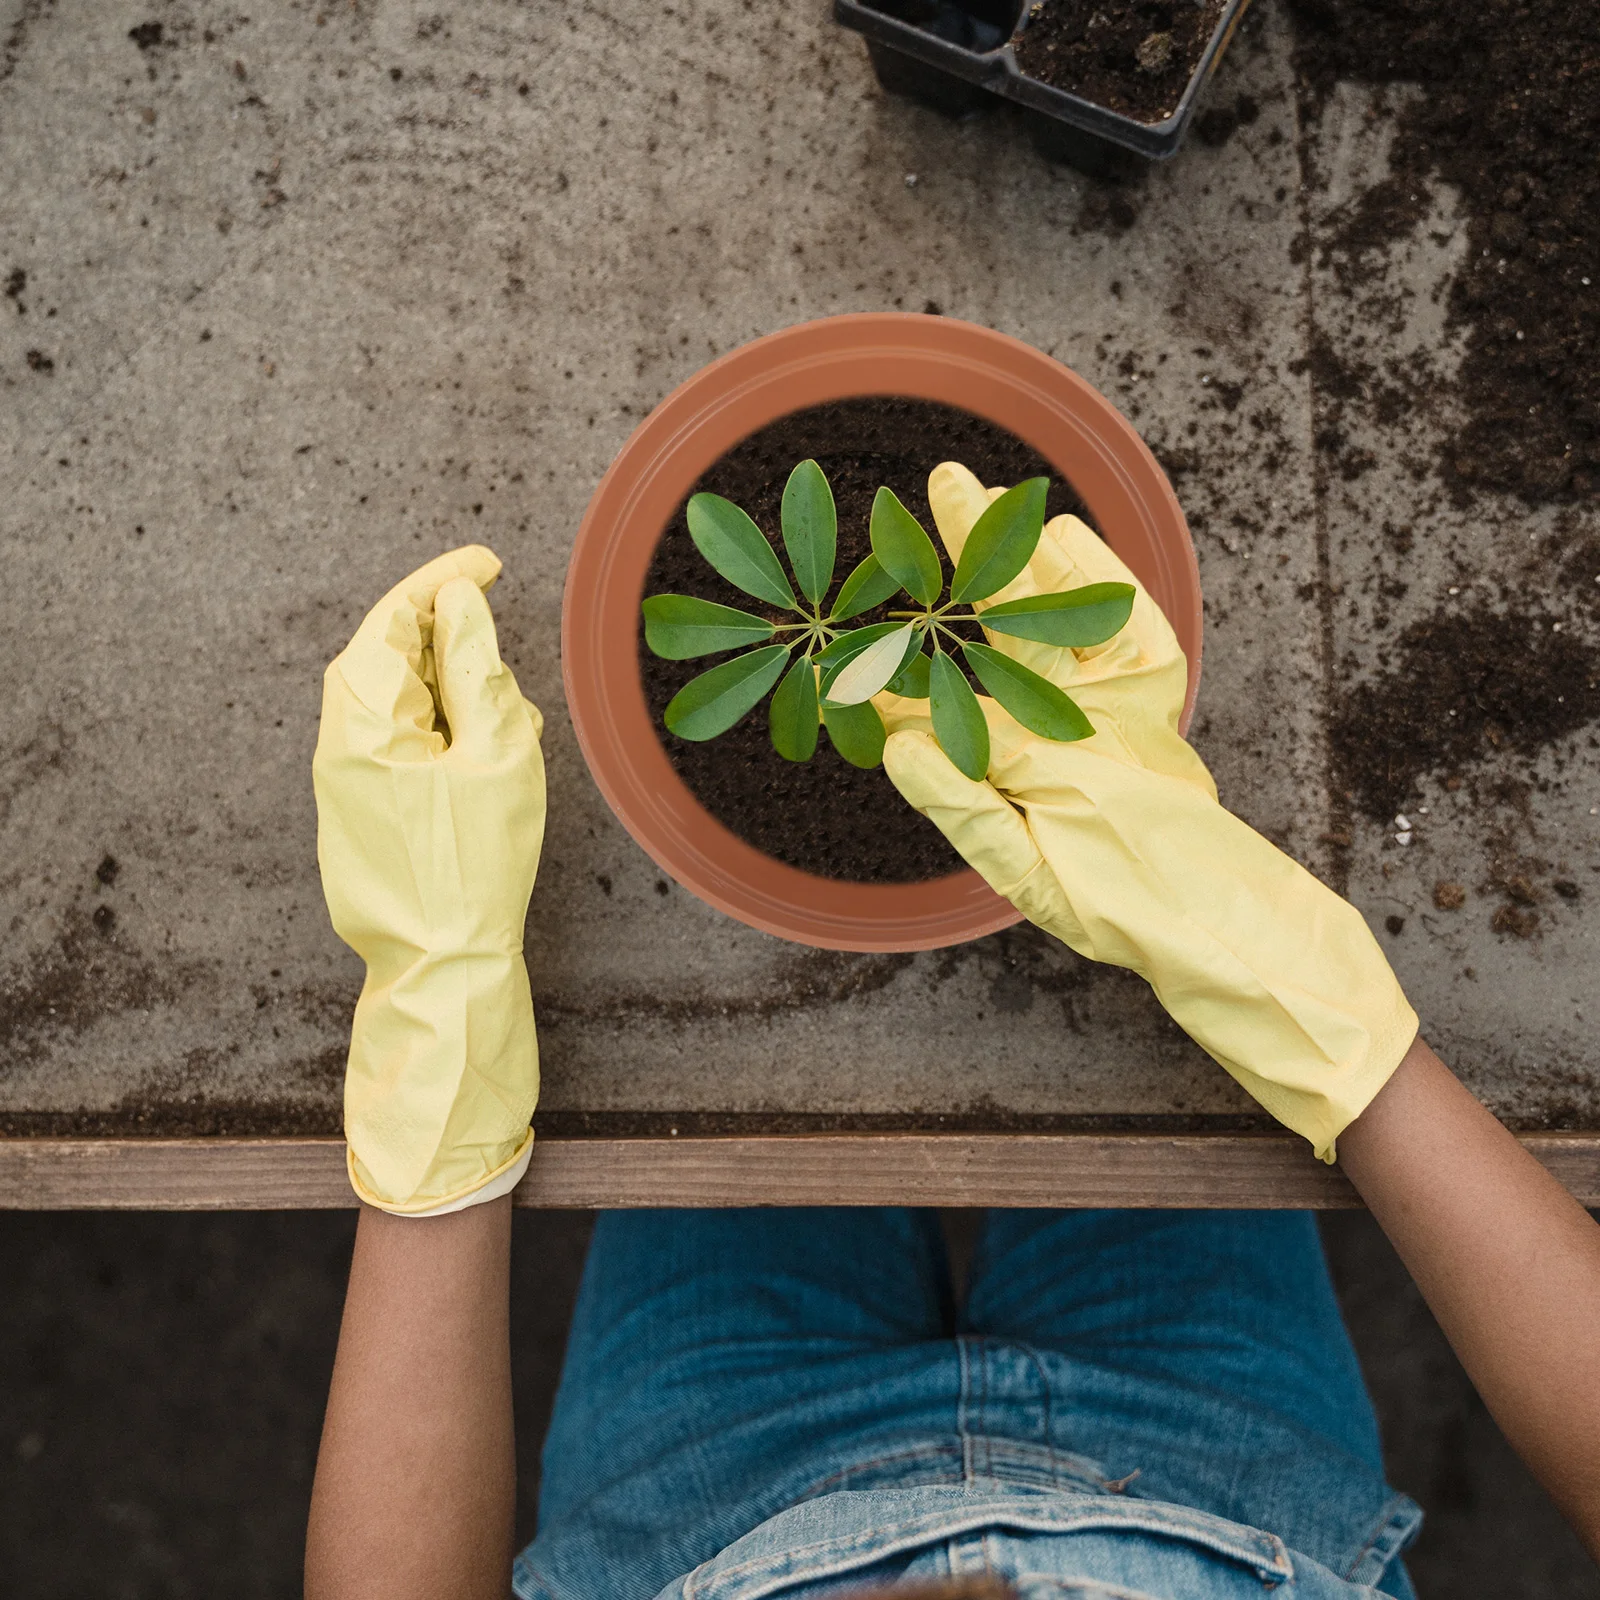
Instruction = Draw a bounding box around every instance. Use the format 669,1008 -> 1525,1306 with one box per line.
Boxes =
563,313 -> 1201,952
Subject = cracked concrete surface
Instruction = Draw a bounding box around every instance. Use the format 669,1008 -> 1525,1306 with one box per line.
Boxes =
1,1 -> 1595,1137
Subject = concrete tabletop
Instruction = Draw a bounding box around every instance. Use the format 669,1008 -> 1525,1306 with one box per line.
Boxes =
2,0 -> 1596,1145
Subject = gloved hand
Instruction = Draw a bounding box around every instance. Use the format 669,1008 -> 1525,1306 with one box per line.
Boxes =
313,546 -> 546,1214
879,465 -> 1417,1162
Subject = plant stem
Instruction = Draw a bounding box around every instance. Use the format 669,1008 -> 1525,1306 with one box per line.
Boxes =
887,605 -> 981,624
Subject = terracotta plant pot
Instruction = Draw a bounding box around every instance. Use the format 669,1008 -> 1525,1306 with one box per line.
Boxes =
564,313 -> 1201,953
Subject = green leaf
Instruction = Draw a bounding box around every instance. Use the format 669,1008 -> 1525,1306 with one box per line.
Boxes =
819,622 -> 919,699
886,646 -> 930,699
830,553 -> 904,621
780,459 -> 836,606
929,648 -> 990,781
951,477 -> 1049,603
822,700 -> 887,768
979,583 -> 1136,648
663,644 -> 791,742
963,639 -> 1094,742
869,487 -> 943,607
823,622 -> 919,706
642,594 -> 777,659
769,652 -> 820,762
686,493 -> 798,610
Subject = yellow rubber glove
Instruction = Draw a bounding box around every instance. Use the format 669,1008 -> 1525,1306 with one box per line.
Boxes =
313,546 -> 546,1214
879,465 -> 1417,1162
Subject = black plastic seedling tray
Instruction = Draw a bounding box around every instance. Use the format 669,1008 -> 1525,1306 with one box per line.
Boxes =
835,0 -> 1254,174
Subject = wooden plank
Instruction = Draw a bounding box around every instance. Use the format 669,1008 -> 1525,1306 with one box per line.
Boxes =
1,1133 -> 1597,1210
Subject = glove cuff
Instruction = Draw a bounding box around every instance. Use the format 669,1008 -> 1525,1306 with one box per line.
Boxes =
1315,996 -> 1420,1165
347,1126 -> 534,1216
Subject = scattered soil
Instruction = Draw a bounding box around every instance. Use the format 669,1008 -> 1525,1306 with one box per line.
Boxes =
640,397 -> 1087,882
1330,602 -> 1600,820
0,1095 -> 342,1140
1290,0 -> 1600,506
1491,903 -> 1539,940
1194,90 -> 1260,147
0,1105 -> 1290,1137
0,899 -> 193,1057
530,1107 -> 1279,1137
1014,0 -> 1230,123
0,848 -> 349,1138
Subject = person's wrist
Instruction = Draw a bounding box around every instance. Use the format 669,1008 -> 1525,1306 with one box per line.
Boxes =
1336,1035 -> 1438,1170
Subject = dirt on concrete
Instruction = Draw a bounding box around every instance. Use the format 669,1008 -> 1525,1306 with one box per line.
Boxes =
0,893 -> 189,1060
1290,0 -> 1600,506
0,1092 -> 343,1139
531,1106 -> 1278,1137
1330,601 -> 1600,821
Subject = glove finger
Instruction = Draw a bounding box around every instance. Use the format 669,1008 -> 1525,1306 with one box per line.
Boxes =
1040,515 -> 1185,677
1038,512 -> 1139,589
926,463 -> 1066,669
337,545 -> 502,729
433,576 -> 539,762
930,461 -> 1065,605
875,684 -> 1052,784
922,470 -> 1188,749
915,492 -> 1078,693
972,512 -> 1188,703
971,519 -> 1082,687
872,687 -> 933,740
926,462 -> 994,563
883,729 -> 1043,901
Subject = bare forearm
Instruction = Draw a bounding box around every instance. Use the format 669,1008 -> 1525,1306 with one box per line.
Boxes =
1339,1037 -> 1600,1557
305,1198 -> 515,1600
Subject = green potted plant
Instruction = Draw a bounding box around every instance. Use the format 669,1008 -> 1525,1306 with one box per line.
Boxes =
645,464 -> 1136,779
563,313 -> 1201,951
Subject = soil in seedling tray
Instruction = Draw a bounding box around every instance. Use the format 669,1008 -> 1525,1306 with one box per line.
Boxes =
640,397 -> 1089,884
1014,0 -> 1229,122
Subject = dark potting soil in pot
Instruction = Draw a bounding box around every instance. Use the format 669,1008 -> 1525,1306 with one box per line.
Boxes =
639,397 -> 1089,884
1013,0 -> 1229,122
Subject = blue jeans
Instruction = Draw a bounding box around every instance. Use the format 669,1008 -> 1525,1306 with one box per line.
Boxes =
514,1209 -> 1420,1600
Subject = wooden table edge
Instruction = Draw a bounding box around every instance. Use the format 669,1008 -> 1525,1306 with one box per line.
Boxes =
2,1131 -> 1597,1210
